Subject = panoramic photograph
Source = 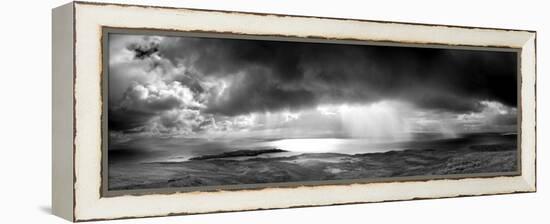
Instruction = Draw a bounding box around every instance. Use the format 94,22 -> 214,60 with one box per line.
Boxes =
106,32 -> 519,191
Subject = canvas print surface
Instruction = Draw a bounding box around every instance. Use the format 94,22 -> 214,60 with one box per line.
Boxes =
106,32 -> 519,191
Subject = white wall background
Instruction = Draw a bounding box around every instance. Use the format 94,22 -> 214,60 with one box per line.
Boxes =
0,0 -> 546,223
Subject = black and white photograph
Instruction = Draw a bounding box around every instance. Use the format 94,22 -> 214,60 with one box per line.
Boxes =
106,32 -> 519,191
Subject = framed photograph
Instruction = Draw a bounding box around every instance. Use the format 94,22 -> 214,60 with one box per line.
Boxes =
52,1 -> 536,222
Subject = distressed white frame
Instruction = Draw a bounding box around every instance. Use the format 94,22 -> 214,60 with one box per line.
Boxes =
53,1 -> 536,221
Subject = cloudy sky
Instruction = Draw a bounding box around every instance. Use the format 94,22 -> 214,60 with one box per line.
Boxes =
108,33 -> 518,144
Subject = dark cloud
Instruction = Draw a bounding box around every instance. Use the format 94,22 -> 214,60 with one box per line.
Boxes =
203,66 -> 317,116
108,34 -> 518,137
127,40 -> 159,59
109,109 -> 153,132
158,36 -> 517,116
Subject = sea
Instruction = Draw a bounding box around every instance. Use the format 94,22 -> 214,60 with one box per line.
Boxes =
108,132 -> 517,165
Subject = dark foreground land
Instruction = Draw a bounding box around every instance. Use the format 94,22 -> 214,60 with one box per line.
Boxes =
108,144 -> 517,190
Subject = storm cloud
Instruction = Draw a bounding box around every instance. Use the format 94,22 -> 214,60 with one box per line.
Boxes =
157,36 -> 517,115
108,33 -> 518,138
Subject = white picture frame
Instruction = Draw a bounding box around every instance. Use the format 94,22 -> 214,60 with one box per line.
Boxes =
52,1 -> 536,221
